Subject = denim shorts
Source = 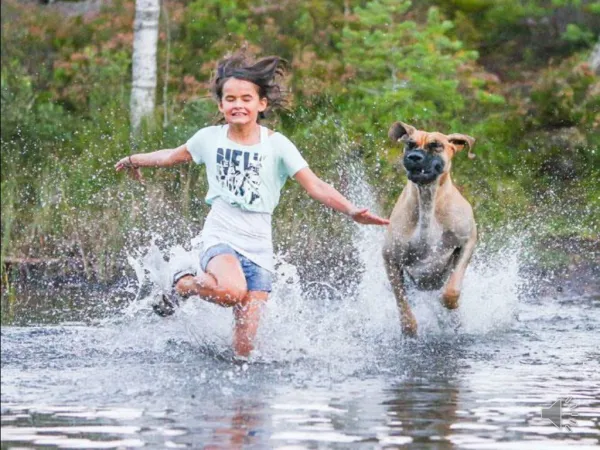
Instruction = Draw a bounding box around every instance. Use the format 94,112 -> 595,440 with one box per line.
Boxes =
200,244 -> 272,292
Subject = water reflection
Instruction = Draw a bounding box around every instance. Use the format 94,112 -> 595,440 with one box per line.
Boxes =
383,378 -> 460,447
0,406 -> 145,449
380,340 -> 462,448
204,399 -> 268,450
2,283 -> 599,448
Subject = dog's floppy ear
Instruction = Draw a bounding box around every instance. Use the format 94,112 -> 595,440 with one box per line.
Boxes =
447,133 -> 476,160
389,121 -> 417,143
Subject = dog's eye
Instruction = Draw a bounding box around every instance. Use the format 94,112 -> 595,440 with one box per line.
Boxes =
405,141 -> 417,150
427,142 -> 443,152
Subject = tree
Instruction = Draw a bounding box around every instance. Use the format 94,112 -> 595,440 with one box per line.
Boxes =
130,0 -> 160,134
339,1 -> 484,131
590,38 -> 600,74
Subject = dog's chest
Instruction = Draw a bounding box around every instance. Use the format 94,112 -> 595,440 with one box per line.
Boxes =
406,228 -> 456,261
403,225 -> 459,285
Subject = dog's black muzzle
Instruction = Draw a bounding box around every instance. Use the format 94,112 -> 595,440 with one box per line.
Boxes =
403,150 -> 445,185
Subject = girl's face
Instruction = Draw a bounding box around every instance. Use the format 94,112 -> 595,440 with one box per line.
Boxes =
218,78 -> 267,126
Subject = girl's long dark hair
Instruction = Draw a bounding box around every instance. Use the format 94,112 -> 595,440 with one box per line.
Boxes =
211,52 -> 289,120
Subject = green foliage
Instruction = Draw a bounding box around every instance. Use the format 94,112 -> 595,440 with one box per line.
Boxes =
339,2 -> 504,139
528,54 -> 598,128
590,1 -> 600,13
562,23 -> 596,45
184,0 -> 254,59
1,62 -> 72,147
0,0 -> 598,285
432,0 -> 600,73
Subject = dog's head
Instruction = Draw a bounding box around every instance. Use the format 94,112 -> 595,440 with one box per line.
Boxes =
389,121 -> 475,185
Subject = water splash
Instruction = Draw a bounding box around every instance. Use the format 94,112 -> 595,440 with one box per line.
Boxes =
119,160 -> 524,366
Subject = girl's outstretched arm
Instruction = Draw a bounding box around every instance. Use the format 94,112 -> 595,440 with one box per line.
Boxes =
115,144 -> 193,180
294,168 -> 390,226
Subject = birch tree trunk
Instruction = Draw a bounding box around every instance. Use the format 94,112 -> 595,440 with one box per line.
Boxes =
590,38 -> 600,75
130,0 -> 160,135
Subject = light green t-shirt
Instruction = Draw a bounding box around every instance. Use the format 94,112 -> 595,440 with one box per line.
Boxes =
186,125 -> 308,214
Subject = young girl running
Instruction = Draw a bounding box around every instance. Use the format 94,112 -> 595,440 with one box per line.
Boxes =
115,53 -> 389,358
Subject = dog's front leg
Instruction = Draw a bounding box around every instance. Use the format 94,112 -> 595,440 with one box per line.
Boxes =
383,249 -> 418,336
442,227 -> 477,309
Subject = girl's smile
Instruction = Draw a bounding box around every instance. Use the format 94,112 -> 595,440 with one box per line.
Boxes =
219,78 -> 267,126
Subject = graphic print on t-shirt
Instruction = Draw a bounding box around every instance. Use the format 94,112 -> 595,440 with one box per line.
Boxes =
216,147 -> 265,205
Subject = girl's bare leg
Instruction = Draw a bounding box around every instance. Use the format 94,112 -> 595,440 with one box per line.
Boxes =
233,291 -> 269,357
175,254 -> 247,307
173,254 -> 269,357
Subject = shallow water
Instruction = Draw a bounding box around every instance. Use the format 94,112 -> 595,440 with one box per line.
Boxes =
2,290 -> 599,449
2,168 -> 599,449
3,237 -> 600,450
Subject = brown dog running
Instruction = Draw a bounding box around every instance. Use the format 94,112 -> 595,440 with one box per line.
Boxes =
383,121 -> 477,336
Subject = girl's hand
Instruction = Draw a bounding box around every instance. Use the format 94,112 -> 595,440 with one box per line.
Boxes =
349,208 -> 390,226
115,156 -> 144,184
